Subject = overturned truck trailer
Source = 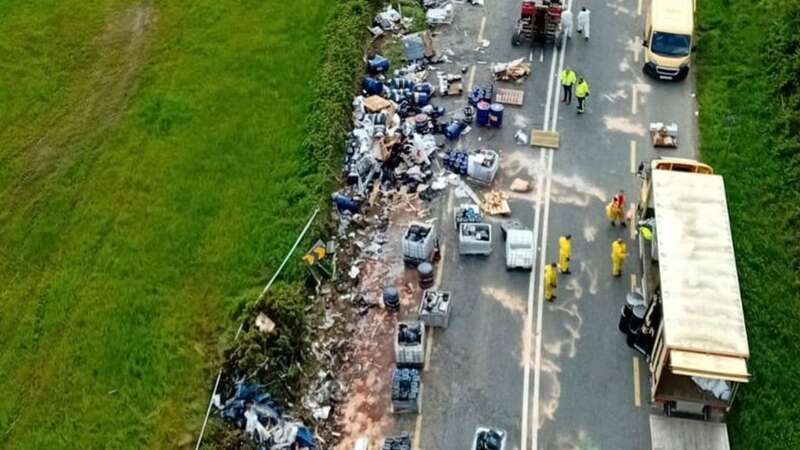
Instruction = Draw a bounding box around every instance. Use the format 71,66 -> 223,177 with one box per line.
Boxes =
637,158 -> 749,449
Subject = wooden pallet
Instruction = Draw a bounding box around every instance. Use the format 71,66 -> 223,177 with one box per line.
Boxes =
530,129 -> 560,149
495,88 -> 525,106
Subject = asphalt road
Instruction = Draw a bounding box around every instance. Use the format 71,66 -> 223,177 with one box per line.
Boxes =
392,1 -> 699,450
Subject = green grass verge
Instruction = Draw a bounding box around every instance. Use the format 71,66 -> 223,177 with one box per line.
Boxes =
0,0 -> 372,448
695,0 -> 800,448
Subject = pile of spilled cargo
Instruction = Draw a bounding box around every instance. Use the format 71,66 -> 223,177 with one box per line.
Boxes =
205,0 -> 541,448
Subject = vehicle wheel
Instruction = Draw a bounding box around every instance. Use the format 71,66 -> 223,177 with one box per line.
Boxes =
664,402 -> 674,417
512,31 -> 521,46
554,34 -> 563,49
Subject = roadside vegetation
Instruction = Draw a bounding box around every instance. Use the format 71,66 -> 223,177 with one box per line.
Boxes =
0,0 -> 373,448
695,0 -> 800,447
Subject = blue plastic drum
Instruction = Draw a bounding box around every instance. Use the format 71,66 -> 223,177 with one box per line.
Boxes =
489,103 -> 504,128
476,101 -> 491,127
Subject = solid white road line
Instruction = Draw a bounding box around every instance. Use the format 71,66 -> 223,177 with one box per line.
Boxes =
630,140 -> 637,174
478,16 -> 487,43
528,4 -> 572,448
521,149 -> 545,450
631,84 -> 638,115
522,37 -> 561,450
633,357 -> 642,407
634,37 -> 641,63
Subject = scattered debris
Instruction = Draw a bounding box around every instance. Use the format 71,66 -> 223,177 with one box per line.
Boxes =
375,6 -> 402,32
482,191 -> 511,216
649,122 -> 678,148
495,88 -> 525,106
491,58 -> 531,81
510,178 -> 531,192
402,31 -> 436,62
437,72 -> 464,96
255,313 -> 276,334
426,4 -> 454,25
514,129 -> 529,144
214,380 -> 316,449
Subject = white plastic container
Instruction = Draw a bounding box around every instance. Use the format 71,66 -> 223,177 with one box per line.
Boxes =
505,229 -> 534,269
395,321 -> 426,367
467,149 -> 500,185
402,222 -> 437,264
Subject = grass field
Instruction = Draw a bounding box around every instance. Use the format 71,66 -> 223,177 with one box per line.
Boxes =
0,1 -> 335,448
695,0 -> 800,448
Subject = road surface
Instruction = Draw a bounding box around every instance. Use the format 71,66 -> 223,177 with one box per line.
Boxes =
399,1 -> 700,450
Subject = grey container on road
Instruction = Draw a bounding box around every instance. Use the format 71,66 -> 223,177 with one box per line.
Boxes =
459,222 -> 493,255
419,289 -> 452,328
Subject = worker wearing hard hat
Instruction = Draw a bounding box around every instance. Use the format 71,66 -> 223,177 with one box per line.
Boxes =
560,68 -> 577,104
611,239 -> 628,277
575,78 -> 590,113
544,263 -> 558,301
558,235 -> 572,274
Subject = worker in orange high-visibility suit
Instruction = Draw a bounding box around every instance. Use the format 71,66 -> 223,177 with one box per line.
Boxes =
611,238 -> 628,277
558,235 -> 572,274
544,263 -> 558,301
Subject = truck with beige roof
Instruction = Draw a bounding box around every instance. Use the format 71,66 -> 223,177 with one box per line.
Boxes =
635,158 -> 749,449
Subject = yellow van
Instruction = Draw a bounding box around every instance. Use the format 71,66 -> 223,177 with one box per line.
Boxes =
642,0 -> 694,80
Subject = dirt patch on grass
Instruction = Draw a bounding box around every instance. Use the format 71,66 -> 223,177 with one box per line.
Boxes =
10,2 -> 156,197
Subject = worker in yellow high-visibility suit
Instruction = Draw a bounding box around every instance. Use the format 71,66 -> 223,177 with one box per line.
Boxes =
544,263 -> 558,301
558,235 -> 572,274
611,238 -> 628,277
575,78 -> 590,113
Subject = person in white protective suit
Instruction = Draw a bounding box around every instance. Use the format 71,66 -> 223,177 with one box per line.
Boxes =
561,9 -> 574,39
577,7 -> 590,40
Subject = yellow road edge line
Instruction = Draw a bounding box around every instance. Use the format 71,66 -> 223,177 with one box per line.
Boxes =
466,65 -> 477,93
413,413 -> 424,450
633,357 -> 642,407
424,327 -> 435,371
434,242 -> 446,287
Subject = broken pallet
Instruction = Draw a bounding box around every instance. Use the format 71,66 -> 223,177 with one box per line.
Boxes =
495,88 -> 525,106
